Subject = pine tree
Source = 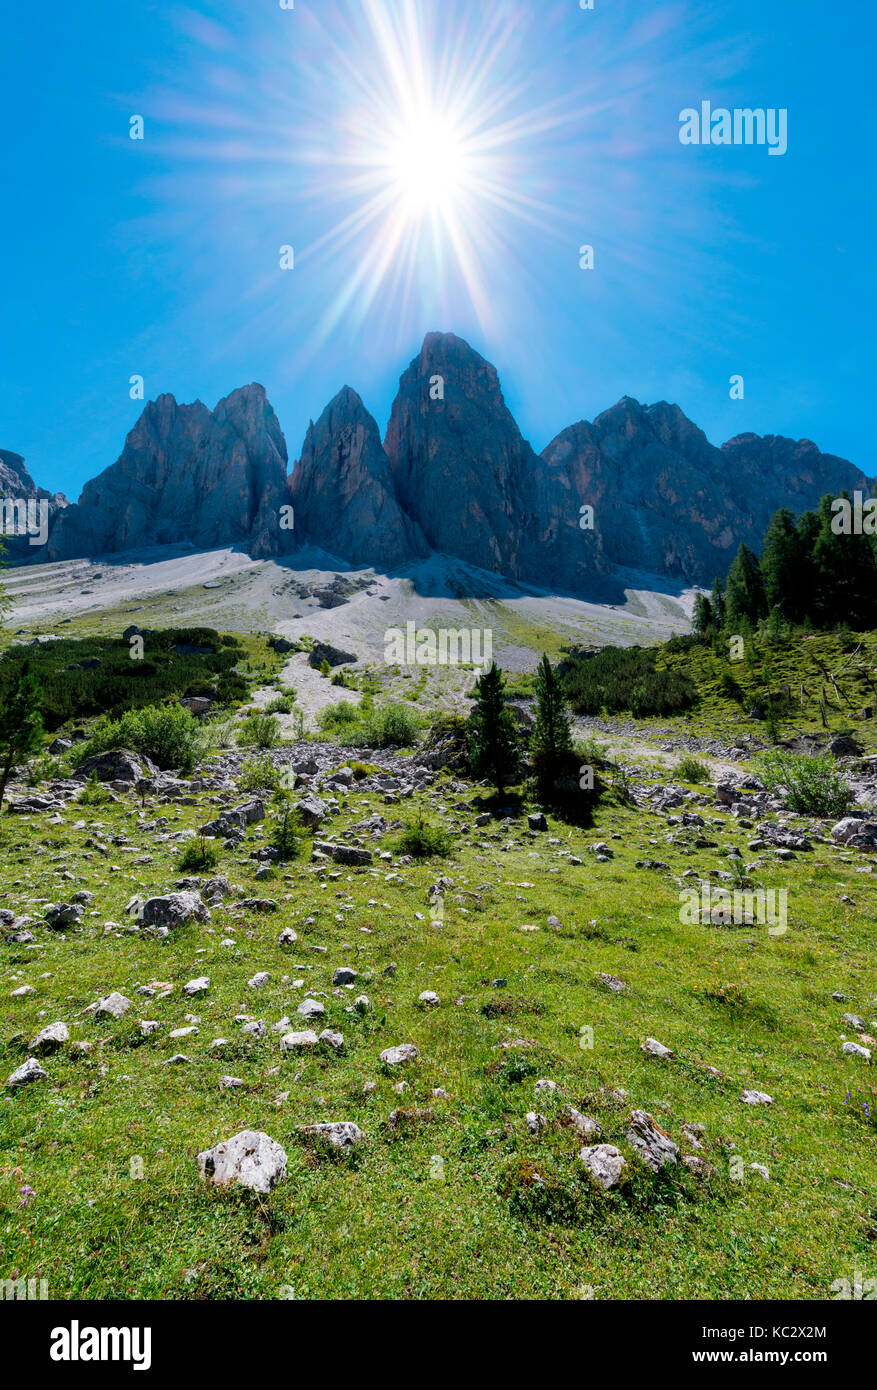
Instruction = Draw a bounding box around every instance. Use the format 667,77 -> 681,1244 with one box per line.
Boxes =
709,577 -> 726,630
760,508 -> 808,621
724,544 -> 767,628
532,654 -> 572,762
811,493 -> 877,630
693,593 -> 713,636
0,662 -> 44,813
467,662 -> 519,792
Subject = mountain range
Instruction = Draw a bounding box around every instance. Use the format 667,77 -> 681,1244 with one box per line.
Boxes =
4,332 -> 872,592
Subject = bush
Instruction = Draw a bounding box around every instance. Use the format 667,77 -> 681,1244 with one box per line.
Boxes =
237,754 -> 280,792
756,749 -> 853,818
265,695 -> 294,714
318,701 -> 361,731
393,813 -> 454,858
74,703 -> 207,771
563,646 -> 695,718
358,704 -> 421,748
238,711 -> 281,749
79,772 -> 113,806
177,837 -> 222,872
269,795 -> 304,862
675,755 -> 711,783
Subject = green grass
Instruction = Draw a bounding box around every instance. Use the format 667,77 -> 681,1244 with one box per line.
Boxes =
1,735 -> 875,1300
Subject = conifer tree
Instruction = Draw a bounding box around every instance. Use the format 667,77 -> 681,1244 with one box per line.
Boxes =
467,662 -> 519,792
724,544 -> 767,628
0,662 -> 43,813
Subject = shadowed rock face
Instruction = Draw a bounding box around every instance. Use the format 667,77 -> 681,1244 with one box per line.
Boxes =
383,332 -> 602,592
0,450 -> 69,556
46,385 -> 289,562
8,331 -> 873,590
542,399 -> 874,584
289,386 -> 428,569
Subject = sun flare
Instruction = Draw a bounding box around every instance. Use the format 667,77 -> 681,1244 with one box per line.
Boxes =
385,109 -> 469,218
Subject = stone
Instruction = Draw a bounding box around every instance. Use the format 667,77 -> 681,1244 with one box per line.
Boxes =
298,1121 -> 364,1149
579,1143 -> 628,1190
197,1129 -> 288,1194
138,892 -> 210,928
183,976 -> 210,996
76,749 -> 157,783
641,1037 -> 673,1058
91,992 -> 131,1018
842,1041 -> 871,1060
418,990 -> 441,1007
296,794 -> 328,828
297,997 -> 325,1020
527,813 -> 548,831
332,966 -> 357,986
44,902 -> 84,929
525,1112 -> 546,1134
319,1029 -> 344,1050
7,1057 -> 49,1087
741,1090 -> 773,1105
28,1022 -> 69,1053
625,1110 -> 679,1172
380,1043 -> 419,1066
248,972 -> 271,989
280,1030 -> 319,1051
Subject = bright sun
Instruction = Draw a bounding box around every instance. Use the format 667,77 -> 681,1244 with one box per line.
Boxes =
386,110 -> 468,217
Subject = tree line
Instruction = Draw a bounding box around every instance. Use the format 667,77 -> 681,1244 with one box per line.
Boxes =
694,493 -> 877,636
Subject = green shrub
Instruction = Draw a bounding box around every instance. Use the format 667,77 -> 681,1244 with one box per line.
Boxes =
358,704 -> 421,748
563,646 -> 696,718
318,701 -> 361,731
393,813 -> 454,858
265,695 -> 293,714
756,749 -> 853,818
238,712 -> 281,750
237,754 -> 280,792
675,755 -> 711,783
74,703 -> 208,771
177,837 -> 222,872
269,795 -> 304,862
78,772 -> 113,806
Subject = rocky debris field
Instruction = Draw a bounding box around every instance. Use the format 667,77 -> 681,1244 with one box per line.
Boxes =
1,727 -> 875,1300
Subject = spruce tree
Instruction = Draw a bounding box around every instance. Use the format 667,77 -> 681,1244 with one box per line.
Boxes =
0,662 -> 44,813
693,593 -> 713,636
760,508 -> 807,621
724,544 -> 767,628
467,662 -> 519,792
709,577 -> 726,630
532,654 -> 573,763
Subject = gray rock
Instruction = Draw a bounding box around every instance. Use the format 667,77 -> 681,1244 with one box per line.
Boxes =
44,902 -> 84,929
625,1110 -> 679,1172
380,1043 -> 419,1066
741,1090 -> 773,1105
296,793 -> 328,828
197,1129 -> 288,1194
91,992 -> 132,1018
579,1143 -> 628,1190
280,1029 -> 319,1051
138,892 -> 210,928
298,1120 -> 364,1149
7,1057 -> 49,1087
28,1022 -> 69,1054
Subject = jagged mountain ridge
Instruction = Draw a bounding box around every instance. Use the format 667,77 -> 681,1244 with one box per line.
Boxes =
10,334 -> 874,590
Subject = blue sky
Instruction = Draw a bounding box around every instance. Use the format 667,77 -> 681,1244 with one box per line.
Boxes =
2,0 -> 874,500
